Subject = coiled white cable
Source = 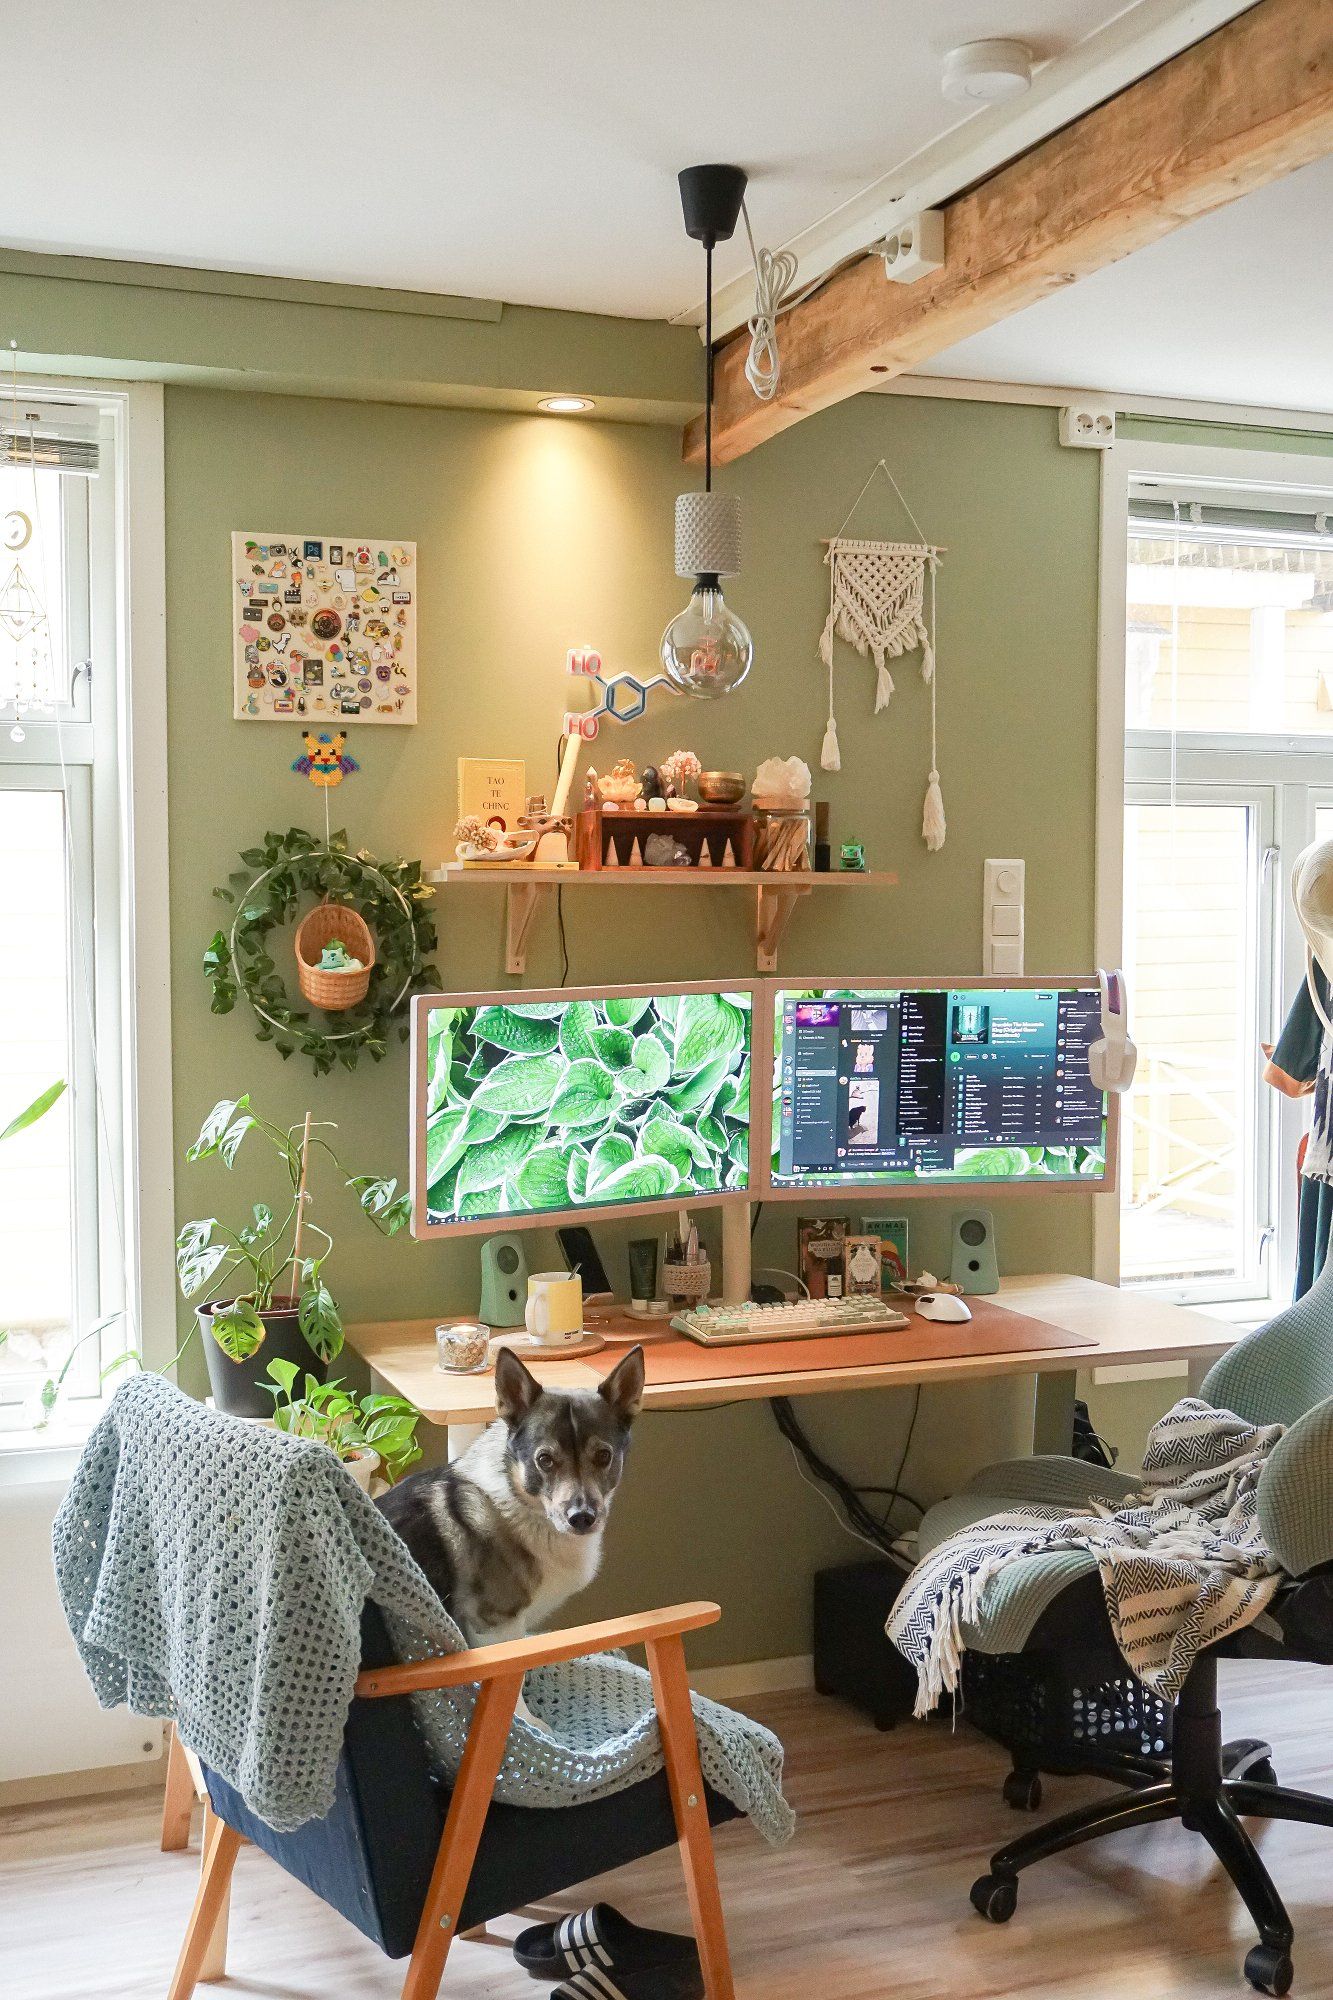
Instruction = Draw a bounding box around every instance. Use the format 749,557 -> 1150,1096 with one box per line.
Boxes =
741,201 -> 798,402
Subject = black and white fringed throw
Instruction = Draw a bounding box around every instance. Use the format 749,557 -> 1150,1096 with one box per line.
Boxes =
887,1398 -> 1286,1717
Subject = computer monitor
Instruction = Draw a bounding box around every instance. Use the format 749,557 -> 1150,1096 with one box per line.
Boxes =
410,981 -> 757,1236
768,980 -> 1113,1193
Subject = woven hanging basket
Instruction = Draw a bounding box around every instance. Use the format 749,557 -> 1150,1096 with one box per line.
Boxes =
293,899 -> 376,1012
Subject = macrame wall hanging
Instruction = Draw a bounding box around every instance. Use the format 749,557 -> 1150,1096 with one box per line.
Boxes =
818,457 -> 946,851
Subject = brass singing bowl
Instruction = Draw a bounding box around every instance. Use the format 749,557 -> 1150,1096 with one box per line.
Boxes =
698,770 -> 746,805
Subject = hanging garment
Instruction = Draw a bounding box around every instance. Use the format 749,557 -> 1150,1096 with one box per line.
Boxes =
1265,966 -> 1333,1297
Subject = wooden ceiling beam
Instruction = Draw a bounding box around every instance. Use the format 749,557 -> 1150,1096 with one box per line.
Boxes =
684,0 -> 1333,466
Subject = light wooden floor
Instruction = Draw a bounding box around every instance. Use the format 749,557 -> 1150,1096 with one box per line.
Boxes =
6,1662 -> 1333,2000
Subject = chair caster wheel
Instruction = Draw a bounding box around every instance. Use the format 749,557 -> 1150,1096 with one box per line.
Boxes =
970,1873 -> 1018,1923
1245,1943 -> 1293,1995
1226,1739 -> 1277,1786
1002,1770 -> 1043,1811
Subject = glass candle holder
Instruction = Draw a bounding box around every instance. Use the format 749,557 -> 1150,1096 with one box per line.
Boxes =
436,1320 -> 491,1374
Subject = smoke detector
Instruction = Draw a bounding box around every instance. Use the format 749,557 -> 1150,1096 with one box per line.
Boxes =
941,39 -> 1033,105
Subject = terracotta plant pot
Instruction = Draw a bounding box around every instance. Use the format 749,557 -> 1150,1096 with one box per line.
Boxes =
198,1296 -> 329,1419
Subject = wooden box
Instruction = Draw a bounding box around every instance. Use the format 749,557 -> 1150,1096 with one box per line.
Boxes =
576,805 -> 754,871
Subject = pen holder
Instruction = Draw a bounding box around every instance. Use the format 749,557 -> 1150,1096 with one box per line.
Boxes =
662,1258 -> 711,1303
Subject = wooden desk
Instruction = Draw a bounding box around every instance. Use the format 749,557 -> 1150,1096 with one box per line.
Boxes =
346,1274 -> 1238,1457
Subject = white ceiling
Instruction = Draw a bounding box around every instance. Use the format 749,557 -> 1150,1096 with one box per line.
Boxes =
3,0 -> 1144,319
915,156 -> 1333,416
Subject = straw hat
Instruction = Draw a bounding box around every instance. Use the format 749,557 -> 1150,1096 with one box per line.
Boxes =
1292,838 -> 1333,1031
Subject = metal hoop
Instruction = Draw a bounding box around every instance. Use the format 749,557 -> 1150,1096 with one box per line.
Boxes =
228,849 -> 420,1046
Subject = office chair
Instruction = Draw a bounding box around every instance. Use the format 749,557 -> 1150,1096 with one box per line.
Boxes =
925,1256 -> 1333,1996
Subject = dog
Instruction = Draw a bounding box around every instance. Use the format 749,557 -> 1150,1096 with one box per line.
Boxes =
378,1343 -> 645,1647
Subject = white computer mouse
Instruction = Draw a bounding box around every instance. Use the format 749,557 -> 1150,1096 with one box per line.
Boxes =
915,1292 -> 973,1324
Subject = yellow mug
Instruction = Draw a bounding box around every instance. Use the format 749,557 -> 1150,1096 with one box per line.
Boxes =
525,1270 -> 583,1346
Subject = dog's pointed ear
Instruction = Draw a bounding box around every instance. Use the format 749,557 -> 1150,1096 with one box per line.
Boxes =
597,1344 -> 645,1423
494,1345 -> 542,1426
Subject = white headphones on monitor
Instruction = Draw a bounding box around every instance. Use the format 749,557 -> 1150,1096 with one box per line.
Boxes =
1089,968 -> 1137,1093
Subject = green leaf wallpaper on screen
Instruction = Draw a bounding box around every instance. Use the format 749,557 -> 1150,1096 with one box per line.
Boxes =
424,991 -> 752,1221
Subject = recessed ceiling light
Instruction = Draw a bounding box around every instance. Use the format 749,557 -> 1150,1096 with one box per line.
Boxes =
941,38 -> 1033,105
538,395 -> 595,414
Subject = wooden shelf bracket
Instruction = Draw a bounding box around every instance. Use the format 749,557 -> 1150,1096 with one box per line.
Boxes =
755,880 -> 813,973
504,882 -> 552,975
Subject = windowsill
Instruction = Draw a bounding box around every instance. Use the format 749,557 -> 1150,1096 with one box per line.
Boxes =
0,1407 -> 101,1488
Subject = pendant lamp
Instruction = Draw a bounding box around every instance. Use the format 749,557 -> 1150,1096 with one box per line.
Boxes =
661,164 -> 753,699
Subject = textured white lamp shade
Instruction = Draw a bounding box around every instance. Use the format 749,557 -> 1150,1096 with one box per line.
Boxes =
675,489 -> 742,579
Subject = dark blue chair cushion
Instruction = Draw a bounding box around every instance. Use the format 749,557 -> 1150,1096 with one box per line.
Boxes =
204,1605 -> 739,1959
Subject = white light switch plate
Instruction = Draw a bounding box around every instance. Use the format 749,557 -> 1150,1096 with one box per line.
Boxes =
984,858 -> 1025,974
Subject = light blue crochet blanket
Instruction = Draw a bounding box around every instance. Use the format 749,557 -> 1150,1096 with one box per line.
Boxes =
52,1374 -> 794,1844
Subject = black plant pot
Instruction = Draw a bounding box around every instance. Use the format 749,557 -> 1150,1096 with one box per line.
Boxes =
198,1296 -> 328,1419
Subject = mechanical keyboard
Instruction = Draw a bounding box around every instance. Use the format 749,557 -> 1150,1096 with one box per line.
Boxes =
670,1295 -> 911,1346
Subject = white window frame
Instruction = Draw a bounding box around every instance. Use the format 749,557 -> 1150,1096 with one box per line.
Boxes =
0,378 -> 172,1477
1097,438 -> 1333,1307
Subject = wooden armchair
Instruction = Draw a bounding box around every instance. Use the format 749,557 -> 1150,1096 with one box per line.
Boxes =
167,1599 -> 738,2000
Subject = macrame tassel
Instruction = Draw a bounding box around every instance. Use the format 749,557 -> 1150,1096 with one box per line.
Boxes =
874,660 -> 895,711
818,611 -> 835,670
922,768 -> 946,851
919,627 -> 935,682
821,711 -> 841,772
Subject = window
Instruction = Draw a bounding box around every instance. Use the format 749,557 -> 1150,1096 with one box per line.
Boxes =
1115,454 -> 1333,1307
0,398 -> 120,1429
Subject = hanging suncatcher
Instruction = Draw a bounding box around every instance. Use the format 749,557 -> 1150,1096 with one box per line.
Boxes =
817,458 -> 945,851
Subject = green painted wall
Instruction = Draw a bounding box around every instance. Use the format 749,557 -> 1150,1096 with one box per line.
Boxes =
163,382 -> 1120,1665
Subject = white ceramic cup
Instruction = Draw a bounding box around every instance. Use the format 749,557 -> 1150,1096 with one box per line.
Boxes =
525,1270 -> 583,1346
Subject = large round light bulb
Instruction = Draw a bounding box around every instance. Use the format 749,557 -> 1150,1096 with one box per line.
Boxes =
660,577 -> 752,698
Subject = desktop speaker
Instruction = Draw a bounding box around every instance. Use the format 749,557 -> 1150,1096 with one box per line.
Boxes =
950,1209 -> 999,1295
479,1234 -> 529,1327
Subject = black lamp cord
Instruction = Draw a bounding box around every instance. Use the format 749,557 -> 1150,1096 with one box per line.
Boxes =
704,239 -> 713,493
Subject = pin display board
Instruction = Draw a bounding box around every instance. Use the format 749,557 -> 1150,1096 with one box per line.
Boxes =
232,532 -> 418,723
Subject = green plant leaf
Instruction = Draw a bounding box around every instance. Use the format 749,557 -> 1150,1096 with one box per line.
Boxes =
471,1004 -> 560,1054
640,1114 -> 713,1179
511,1146 -> 573,1209
665,1054 -> 731,1115
589,1025 -> 635,1070
176,1220 -> 229,1299
265,1357 -> 300,1399
299,1283 -> 344,1362
588,1131 -> 634,1190
209,1300 -> 265,1361
548,1058 -> 616,1129
629,1034 -> 670,1093
472,1053 -> 563,1119
951,1146 -> 1031,1179
456,1124 -> 541,1196
672,993 -> 743,1074
587,1156 -> 677,1203
558,1001 -> 597,1061
0,1078 -> 66,1144
603,995 -> 651,1028
187,1096 -> 251,1162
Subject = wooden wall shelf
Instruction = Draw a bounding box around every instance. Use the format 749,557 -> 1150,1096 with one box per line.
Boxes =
426,863 -> 899,973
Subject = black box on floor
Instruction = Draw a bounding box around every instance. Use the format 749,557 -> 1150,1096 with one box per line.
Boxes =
812,1558 -> 919,1730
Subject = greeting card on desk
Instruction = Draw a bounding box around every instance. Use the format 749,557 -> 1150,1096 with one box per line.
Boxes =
458,758 -> 526,832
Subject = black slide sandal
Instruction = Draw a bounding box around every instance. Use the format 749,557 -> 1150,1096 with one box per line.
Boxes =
514,1906 -> 701,1993
553,1966 -> 703,2000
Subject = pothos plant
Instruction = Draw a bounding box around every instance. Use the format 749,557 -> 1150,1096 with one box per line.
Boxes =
177,1094 -> 412,1365
262,1359 -> 423,1483
204,825 -> 439,1076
